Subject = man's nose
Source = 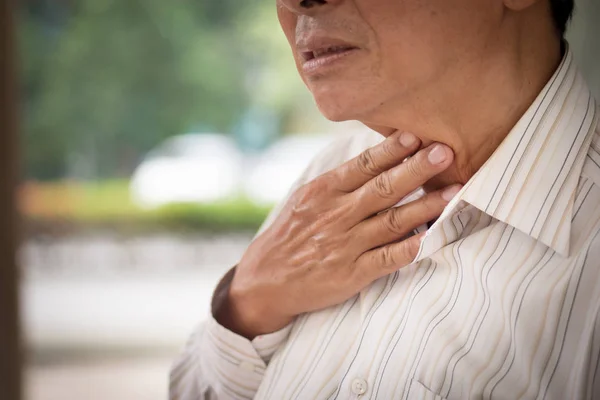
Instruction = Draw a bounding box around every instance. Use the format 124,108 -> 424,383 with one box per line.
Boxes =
279,0 -> 342,15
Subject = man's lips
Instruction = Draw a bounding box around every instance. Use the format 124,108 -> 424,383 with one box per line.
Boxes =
296,37 -> 360,74
300,45 -> 358,62
297,36 -> 360,60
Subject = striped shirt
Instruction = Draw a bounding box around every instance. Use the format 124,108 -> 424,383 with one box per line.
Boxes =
170,48 -> 600,399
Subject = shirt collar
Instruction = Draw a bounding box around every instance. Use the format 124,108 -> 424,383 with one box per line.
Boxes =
449,48 -> 599,257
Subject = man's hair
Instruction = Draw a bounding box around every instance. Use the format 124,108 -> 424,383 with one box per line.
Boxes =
549,0 -> 575,37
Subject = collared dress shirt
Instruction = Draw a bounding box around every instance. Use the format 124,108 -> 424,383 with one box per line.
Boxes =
170,49 -> 600,399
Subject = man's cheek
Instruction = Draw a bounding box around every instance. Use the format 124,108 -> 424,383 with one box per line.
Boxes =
277,8 -> 297,41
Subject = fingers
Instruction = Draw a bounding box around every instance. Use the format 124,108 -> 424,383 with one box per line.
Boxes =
352,143 -> 454,217
354,231 -> 426,282
352,185 -> 461,250
330,131 -> 422,192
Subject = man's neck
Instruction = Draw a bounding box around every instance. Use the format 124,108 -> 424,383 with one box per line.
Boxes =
364,38 -> 563,192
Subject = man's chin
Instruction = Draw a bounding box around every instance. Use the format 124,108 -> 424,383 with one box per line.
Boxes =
309,80 -> 387,123
317,109 -> 352,122
313,95 -> 367,122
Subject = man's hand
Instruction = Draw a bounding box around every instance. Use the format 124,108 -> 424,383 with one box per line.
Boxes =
215,131 -> 459,339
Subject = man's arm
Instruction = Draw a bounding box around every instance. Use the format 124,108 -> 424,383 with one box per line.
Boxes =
168,302 -> 291,400
169,140 -> 340,400
170,131 -> 458,399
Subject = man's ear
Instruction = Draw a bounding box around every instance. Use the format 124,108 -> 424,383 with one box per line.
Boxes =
503,0 -> 541,11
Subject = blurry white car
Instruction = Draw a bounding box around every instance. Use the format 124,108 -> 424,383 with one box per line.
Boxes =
244,134 -> 335,205
130,133 -> 243,208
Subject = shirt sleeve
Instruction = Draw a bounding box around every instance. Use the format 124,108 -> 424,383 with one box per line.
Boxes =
169,201 -> 293,400
169,132 -> 368,399
169,311 -> 293,400
168,179 -> 301,399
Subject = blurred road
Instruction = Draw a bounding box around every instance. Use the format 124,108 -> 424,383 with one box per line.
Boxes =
26,356 -> 171,400
22,233 -> 253,400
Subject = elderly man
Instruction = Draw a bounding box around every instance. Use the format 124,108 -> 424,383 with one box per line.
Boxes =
171,0 -> 600,398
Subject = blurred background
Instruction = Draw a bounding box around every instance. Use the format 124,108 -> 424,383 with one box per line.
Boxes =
13,1 -> 599,399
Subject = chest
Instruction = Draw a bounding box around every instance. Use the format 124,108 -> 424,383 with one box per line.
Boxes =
257,221 -> 600,400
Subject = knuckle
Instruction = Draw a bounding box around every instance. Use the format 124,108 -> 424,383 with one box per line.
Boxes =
294,182 -> 311,199
381,139 -> 399,159
327,247 -> 349,270
291,185 -> 314,216
295,180 -> 322,203
402,239 -> 419,262
379,246 -> 397,268
372,173 -> 395,199
405,156 -> 426,179
382,209 -> 406,236
290,203 -> 310,223
316,173 -> 337,192
308,178 -> 328,194
357,150 -> 380,176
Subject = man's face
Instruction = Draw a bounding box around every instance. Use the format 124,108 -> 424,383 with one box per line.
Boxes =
277,0 -> 503,122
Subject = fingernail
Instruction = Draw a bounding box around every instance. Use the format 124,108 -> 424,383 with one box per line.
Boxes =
428,144 -> 447,165
442,185 -> 462,201
399,132 -> 417,147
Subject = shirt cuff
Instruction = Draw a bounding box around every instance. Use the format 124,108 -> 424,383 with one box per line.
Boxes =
202,264 -> 293,397
251,323 -> 293,363
199,311 -> 291,398
206,310 -> 292,367
210,265 -> 292,365
200,314 -> 266,397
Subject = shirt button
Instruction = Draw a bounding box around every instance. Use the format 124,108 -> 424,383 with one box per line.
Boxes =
351,378 -> 368,395
239,361 -> 255,372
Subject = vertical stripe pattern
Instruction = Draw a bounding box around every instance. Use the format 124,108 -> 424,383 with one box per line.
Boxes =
171,48 -> 600,400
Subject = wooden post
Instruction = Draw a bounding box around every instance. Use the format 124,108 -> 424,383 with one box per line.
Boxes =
0,0 -> 23,399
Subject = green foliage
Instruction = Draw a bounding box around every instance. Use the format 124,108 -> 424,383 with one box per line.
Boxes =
19,0 -> 331,181
19,0 -> 262,179
150,201 -> 272,232
22,180 -> 273,234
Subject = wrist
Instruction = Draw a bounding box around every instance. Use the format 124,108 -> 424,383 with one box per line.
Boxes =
211,266 -> 271,340
215,288 -> 264,340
